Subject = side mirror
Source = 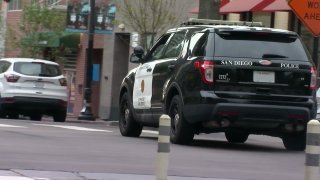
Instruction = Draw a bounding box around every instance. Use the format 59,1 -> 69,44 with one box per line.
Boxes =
133,46 -> 144,59
130,46 -> 145,63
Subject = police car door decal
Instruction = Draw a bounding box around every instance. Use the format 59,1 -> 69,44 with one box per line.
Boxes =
133,61 -> 157,109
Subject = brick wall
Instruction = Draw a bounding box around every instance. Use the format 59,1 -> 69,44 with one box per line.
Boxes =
6,10 -> 22,57
73,33 -> 106,117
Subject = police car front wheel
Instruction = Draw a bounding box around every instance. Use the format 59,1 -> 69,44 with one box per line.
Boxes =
119,92 -> 143,137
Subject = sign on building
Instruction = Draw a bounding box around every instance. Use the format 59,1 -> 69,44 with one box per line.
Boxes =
131,32 -> 139,48
66,0 -> 116,34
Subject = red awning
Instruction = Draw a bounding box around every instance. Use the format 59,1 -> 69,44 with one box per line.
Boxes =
262,0 -> 291,12
220,0 -> 230,8
219,0 -> 266,13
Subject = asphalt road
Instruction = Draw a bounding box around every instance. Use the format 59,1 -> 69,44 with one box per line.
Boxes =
0,117 -> 315,180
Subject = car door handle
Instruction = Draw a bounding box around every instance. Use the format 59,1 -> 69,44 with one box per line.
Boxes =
146,68 -> 152,72
168,64 -> 175,70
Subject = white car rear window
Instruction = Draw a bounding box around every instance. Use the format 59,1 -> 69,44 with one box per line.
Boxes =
14,62 -> 62,77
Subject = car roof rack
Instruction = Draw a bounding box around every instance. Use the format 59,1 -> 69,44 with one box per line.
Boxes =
181,18 -> 263,27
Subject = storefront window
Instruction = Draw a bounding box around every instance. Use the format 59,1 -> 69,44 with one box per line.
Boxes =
47,0 -> 58,6
48,0 -> 58,4
253,12 -> 271,28
8,0 -> 22,11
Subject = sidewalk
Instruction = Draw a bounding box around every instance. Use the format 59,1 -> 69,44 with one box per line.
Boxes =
0,169 -> 236,180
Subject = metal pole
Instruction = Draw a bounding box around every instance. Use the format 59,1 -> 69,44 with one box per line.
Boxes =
312,37 -> 319,69
78,0 -> 96,121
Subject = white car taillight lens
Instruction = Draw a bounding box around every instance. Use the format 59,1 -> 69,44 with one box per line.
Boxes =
59,78 -> 67,86
4,74 -> 20,83
194,60 -> 214,85
310,66 -> 317,90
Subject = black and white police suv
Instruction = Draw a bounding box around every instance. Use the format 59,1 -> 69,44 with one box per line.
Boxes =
119,19 -> 317,151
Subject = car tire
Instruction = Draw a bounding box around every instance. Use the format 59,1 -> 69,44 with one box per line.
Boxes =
119,92 -> 143,137
168,95 -> 194,144
30,114 -> 42,121
225,131 -> 249,143
282,132 -> 306,151
53,110 -> 66,122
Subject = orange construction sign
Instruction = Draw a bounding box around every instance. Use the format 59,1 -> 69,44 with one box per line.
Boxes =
289,0 -> 320,37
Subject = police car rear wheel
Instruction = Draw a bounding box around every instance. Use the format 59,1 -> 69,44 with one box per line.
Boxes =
282,132 -> 306,151
119,93 -> 143,137
225,131 -> 249,143
169,95 -> 194,144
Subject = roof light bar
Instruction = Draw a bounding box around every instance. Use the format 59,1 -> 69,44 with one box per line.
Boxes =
181,18 -> 263,27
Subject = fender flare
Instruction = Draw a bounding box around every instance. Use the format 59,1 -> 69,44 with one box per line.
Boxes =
119,80 -> 140,121
164,82 -> 184,113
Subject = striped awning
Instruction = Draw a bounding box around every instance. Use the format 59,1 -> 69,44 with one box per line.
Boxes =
220,0 -> 291,14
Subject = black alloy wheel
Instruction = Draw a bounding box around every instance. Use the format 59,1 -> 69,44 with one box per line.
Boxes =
282,132 -> 306,151
168,95 -> 194,144
119,92 -> 143,137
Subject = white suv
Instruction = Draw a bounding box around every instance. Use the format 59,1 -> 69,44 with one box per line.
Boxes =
0,58 -> 68,122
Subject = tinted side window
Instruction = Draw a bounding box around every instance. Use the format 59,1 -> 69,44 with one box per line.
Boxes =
0,61 -> 11,73
148,34 -> 172,61
189,32 -> 208,57
14,62 -> 62,77
163,31 -> 186,58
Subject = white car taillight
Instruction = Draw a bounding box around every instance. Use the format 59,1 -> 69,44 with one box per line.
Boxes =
310,66 -> 317,90
194,60 -> 214,85
4,74 -> 20,83
59,78 -> 67,86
